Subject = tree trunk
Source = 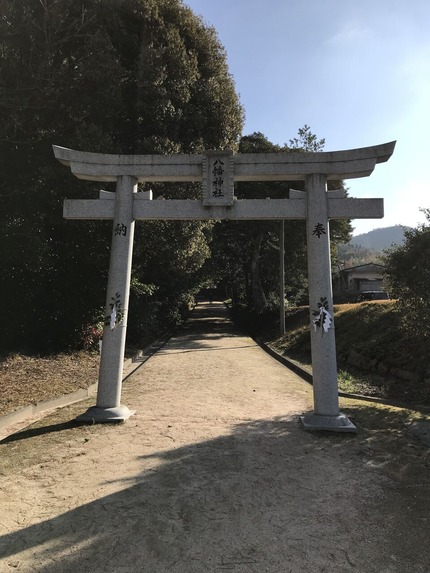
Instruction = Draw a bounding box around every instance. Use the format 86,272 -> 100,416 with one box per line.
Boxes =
250,230 -> 267,313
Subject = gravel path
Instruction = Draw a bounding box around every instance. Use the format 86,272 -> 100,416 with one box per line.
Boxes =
0,302 -> 429,572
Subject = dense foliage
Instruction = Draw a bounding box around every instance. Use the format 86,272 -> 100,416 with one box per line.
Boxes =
0,1 -> 352,355
383,210 -> 430,339
208,130 -> 352,313
0,0 -> 243,353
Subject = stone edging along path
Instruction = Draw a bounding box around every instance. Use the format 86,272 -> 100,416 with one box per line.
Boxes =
1,322 -> 429,441
259,338 -> 430,411
258,338 -> 430,448
0,335 -> 171,440
0,356 -> 137,440
259,340 -> 387,405
0,341 -> 397,439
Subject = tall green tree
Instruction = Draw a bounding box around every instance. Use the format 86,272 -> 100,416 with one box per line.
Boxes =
288,124 -> 325,152
384,211 -> 430,339
0,0 -> 243,353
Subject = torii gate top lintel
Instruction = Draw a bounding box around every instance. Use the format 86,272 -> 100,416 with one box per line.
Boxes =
53,141 -> 396,183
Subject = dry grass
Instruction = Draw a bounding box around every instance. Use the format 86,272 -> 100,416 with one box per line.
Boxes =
265,301 -> 430,406
0,352 -> 99,416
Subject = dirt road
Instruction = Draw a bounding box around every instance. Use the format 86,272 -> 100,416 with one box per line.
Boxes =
0,302 -> 429,572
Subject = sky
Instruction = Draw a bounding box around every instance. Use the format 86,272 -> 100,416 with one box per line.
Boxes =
184,0 -> 430,236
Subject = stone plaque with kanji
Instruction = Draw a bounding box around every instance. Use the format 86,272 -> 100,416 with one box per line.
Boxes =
202,151 -> 234,206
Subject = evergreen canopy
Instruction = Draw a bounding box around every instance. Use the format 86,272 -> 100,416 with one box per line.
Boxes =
0,0 -> 244,352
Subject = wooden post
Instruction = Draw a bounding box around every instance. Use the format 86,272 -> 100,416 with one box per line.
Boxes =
279,220 -> 286,336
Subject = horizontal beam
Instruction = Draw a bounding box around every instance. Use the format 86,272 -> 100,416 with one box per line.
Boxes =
61,158 -> 378,183
67,160 -> 202,183
64,199 -> 115,219
133,199 -> 307,220
54,141 -> 396,183
54,146 -> 203,167
64,197 -> 384,221
328,198 -> 384,219
64,199 -> 307,221
235,158 -> 377,181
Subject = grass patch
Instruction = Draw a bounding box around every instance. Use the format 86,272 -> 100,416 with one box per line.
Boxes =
265,300 -> 430,406
337,368 -> 389,398
0,352 -> 99,416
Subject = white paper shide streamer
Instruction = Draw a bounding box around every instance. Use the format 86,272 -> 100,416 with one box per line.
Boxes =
313,306 -> 332,333
110,303 -> 117,330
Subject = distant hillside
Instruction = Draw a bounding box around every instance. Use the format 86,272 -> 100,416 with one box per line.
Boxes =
349,225 -> 409,251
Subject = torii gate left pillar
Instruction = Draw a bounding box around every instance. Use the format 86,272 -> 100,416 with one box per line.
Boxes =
91,175 -> 137,421
54,141 -> 395,431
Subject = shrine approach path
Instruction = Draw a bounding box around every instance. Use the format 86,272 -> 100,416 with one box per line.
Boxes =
0,302 -> 429,572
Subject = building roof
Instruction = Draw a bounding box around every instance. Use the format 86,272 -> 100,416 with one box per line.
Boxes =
340,262 -> 385,273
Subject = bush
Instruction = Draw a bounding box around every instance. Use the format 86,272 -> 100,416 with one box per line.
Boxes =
384,211 -> 430,340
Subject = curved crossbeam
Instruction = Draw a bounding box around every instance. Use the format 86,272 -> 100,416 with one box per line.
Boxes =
53,141 -> 396,183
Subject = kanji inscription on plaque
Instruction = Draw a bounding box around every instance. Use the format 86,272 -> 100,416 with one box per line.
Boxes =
202,151 -> 234,206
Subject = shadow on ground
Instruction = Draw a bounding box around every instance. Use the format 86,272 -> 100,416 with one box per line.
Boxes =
1,404 -> 430,573
1,302 -> 430,572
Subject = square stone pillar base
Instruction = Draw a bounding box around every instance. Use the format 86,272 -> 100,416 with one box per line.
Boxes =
300,412 -> 357,433
76,405 -> 135,424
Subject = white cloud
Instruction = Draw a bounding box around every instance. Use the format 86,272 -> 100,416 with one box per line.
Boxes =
327,21 -> 373,48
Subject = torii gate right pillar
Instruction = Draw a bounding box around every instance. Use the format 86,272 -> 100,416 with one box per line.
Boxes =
302,173 -> 355,431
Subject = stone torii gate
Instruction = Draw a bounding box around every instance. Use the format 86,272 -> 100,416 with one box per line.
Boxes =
54,141 -> 395,432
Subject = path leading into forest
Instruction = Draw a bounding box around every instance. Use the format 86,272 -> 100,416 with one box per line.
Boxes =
0,302 -> 429,572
